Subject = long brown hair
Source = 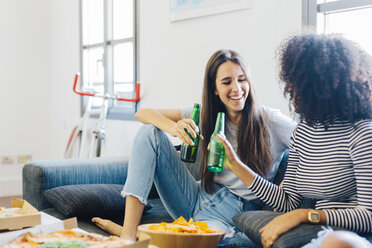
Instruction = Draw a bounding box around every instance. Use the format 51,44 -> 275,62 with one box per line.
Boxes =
200,49 -> 272,194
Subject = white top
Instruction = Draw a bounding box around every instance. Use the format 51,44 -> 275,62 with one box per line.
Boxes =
181,105 -> 296,200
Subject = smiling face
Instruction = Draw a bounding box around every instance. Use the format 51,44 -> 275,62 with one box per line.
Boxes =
214,61 -> 249,124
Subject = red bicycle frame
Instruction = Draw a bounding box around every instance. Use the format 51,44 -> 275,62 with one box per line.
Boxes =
73,73 -> 141,102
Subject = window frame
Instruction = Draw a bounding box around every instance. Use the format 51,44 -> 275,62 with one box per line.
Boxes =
303,0 -> 372,28
79,0 -> 139,121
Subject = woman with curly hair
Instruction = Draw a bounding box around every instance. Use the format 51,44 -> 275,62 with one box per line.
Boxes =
217,33 -> 372,247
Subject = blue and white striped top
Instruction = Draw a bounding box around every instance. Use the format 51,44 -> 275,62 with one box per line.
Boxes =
249,119 -> 372,233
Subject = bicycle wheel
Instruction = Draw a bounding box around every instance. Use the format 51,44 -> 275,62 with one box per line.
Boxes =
64,126 -> 82,158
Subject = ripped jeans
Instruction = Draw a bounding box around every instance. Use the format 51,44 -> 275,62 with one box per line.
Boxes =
122,125 -> 261,248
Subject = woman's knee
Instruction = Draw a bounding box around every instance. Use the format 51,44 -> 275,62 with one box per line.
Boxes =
134,124 -> 168,148
136,124 -> 161,140
138,124 -> 157,134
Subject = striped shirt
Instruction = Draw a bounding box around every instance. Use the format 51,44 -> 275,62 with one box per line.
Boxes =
249,119 -> 372,233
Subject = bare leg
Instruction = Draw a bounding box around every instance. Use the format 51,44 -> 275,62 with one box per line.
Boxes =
92,195 -> 145,242
120,196 -> 145,240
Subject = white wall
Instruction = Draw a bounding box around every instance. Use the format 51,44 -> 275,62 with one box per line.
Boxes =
0,0 -> 51,196
139,1 -> 301,111
0,0 -> 302,196
49,0 -> 82,160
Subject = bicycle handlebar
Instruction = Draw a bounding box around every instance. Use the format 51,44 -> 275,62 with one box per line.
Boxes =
73,73 -> 141,102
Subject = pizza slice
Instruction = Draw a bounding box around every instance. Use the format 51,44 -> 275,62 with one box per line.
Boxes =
2,230 -> 131,248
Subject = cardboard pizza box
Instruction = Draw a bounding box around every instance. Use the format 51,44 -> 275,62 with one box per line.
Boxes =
0,217 -> 78,245
0,198 -> 41,231
0,216 -> 152,248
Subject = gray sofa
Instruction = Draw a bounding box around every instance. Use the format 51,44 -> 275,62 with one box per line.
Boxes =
22,157 -> 175,236
22,152 -> 290,247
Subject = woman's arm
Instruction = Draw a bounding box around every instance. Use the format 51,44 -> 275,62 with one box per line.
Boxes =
135,108 -> 198,146
135,108 -> 181,133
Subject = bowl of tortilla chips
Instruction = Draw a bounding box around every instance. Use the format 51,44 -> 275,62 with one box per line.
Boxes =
137,216 -> 225,248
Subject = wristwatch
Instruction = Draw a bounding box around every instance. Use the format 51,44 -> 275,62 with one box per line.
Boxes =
308,209 -> 320,224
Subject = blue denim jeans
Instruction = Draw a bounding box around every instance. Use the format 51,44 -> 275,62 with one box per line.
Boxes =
122,125 -> 261,247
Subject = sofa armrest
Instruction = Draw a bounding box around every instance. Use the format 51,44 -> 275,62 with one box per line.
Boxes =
23,157 -> 128,210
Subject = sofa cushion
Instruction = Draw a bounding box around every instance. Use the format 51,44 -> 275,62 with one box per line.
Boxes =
44,184 -> 149,218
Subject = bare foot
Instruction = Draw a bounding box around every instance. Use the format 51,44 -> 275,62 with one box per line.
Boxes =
91,217 -> 123,236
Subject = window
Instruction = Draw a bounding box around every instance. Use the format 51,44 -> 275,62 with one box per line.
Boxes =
303,0 -> 372,56
80,0 -> 138,119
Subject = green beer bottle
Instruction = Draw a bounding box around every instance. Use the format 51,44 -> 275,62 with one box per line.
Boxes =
180,104 -> 200,163
207,112 -> 225,172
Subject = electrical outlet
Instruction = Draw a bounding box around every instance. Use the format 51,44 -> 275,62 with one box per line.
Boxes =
1,156 -> 16,165
17,154 -> 32,164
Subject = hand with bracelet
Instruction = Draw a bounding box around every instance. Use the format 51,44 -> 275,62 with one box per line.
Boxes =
259,209 -> 325,248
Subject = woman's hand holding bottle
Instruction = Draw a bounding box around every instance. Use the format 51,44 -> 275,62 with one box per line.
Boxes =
216,134 -> 241,171
217,134 -> 256,186
171,119 -> 203,146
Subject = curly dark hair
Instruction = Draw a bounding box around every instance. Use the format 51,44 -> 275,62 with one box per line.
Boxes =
278,33 -> 372,126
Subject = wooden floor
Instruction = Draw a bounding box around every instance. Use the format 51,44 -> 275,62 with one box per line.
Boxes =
0,196 -> 22,207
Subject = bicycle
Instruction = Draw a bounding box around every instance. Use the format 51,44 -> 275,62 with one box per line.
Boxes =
64,73 -> 141,158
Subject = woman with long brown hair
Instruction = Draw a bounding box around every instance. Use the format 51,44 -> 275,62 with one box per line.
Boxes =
93,49 -> 296,247
200,50 -> 282,195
